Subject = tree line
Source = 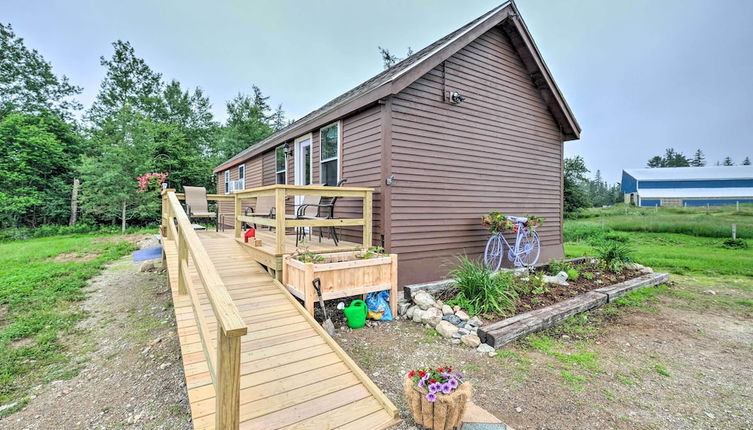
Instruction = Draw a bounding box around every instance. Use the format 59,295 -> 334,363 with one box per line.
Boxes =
647,148 -> 750,168
0,24 -> 288,230
564,156 -> 621,215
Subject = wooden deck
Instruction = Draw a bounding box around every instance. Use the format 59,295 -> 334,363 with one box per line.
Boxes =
164,231 -> 400,429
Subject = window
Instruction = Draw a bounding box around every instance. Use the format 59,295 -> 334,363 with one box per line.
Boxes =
320,122 -> 340,186
238,164 -> 245,190
275,146 -> 287,184
224,170 -> 230,194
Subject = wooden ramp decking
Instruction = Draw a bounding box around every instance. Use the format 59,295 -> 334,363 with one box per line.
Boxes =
164,231 -> 400,429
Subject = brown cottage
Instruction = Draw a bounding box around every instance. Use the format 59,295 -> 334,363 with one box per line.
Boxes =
213,1 -> 580,287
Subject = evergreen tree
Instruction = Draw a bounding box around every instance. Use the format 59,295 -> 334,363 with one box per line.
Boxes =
378,46 -> 414,69
217,86 -> 279,161
646,148 -> 690,168
564,156 -> 591,214
646,156 -> 664,168
723,156 -> 734,166
743,157 -> 751,166
690,149 -> 706,167
0,23 -> 82,118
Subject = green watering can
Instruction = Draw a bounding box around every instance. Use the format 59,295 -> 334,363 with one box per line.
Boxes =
343,300 -> 367,329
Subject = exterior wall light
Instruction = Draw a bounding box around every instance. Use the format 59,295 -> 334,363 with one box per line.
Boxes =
449,91 -> 465,104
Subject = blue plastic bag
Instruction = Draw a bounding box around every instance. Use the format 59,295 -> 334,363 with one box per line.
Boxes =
365,290 -> 393,321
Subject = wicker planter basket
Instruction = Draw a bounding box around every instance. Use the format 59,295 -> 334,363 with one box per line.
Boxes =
403,375 -> 472,430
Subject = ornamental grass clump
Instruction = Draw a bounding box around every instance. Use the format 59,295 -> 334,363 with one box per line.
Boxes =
407,367 -> 465,402
447,256 -> 517,316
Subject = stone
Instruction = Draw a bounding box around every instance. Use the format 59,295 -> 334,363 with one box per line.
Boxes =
703,290 -> 717,296
452,332 -> 463,339
542,271 -> 569,286
442,314 -> 463,326
477,343 -> 495,354
399,302 -> 410,316
453,305 -> 461,313
441,305 -> 454,315
461,334 -> 481,348
515,407 -> 522,413
468,316 -> 483,327
640,266 -> 654,274
458,328 -> 470,336
413,290 -> 436,310
451,339 -> 461,345
422,307 -> 444,327
455,310 -> 470,321
435,321 -> 459,338
139,261 -> 155,272
412,309 -> 426,323
406,305 -> 416,319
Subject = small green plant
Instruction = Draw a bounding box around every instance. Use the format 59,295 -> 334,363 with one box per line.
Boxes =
565,267 -> 580,281
593,240 -> 634,273
581,272 -> 595,280
447,256 -> 518,315
296,248 -> 324,263
548,259 -> 572,275
355,246 -> 385,259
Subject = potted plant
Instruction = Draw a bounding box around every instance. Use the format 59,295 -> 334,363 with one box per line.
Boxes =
404,367 -> 471,430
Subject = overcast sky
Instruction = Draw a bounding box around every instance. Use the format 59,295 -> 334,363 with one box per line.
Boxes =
3,0 -> 752,182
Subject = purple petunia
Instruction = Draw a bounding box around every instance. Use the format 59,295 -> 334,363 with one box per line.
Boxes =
455,371 -> 464,379
429,383 -> 441,393
441,383 -> 453,394
426,392 -> 437,402
418,379 -> 425,388
448,378 -> 459,389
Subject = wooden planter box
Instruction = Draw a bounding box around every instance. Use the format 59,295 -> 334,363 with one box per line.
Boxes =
283,251 -> 398,317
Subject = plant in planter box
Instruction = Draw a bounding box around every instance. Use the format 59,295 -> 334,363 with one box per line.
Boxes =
404,366 -> 471,430
355,246 -> 385,259
294,248 -> 324,263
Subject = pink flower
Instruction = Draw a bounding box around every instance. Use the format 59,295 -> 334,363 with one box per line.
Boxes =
425,392 -> 437,402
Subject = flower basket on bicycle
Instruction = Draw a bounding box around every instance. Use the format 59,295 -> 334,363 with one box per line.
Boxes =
481,212 -> 542,270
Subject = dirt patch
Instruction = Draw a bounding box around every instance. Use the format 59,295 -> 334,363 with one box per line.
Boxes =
52,252 -> 99,263
0,256 -> 191,429
336,277 -> 753,429
93,233 -> 151,245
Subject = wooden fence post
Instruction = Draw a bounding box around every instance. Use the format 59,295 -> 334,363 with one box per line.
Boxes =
362,190 -> 373,248
178,232 -> 187,295
216,329 -> 241,430
234,193 -> 242,239
275,187 -> 286,255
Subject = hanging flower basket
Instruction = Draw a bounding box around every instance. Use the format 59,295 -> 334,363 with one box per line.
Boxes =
403,368 -> 472,430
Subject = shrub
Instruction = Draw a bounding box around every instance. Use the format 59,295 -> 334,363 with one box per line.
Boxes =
721,238 -> 748,249
593,240 -> 634,273
548,259 -> 572,275
447,256 -> 518,316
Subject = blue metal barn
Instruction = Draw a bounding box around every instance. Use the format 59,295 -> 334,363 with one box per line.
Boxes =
621,166 -> 753,207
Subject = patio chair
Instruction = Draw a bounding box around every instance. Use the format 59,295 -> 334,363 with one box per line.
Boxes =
243,195 -> 276,230
184,186 -> 225,232
295,178 -> 348,246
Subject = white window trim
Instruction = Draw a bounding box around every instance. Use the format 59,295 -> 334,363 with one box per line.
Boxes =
319,121 -> 342,185
275,145 -> 287,184
224,170 -> 230,194
237,164 -> 245,190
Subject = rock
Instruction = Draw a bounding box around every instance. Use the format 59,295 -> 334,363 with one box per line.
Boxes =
422,307 -> 444,327
435,321 -> 459,338
441,305 -> 454,315
515,407 -> 522,413
451,339 -> 461,345
640,266 -> 654,274
412,309 -> 426,323
139,261 -> 155,272
561,334 -> 571,340
159,362 -> 171,370
399,302 -> 410,316
453,305 -> 460,312
542,271 -> 569,286
406,306 -> 416,319
511,267 -> 529,277
703,290 -> 717,296
413,291 -> 436,310
461,334 -> 481,348
442,314 -> 463,326
458,328 -> 470,336
477,343 -> 495,354
452,331 -> 463,339
455,310 -> 470,321
468,316 -> 483,327
436,299 -> 444,307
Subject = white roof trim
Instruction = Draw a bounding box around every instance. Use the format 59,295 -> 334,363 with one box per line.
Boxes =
639,187 -> 753,199
625,166 -> 753,181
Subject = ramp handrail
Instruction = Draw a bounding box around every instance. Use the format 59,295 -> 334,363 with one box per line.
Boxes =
161,189 -> 247,429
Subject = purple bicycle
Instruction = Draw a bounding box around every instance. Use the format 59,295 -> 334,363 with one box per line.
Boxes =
483,215 -> 541,271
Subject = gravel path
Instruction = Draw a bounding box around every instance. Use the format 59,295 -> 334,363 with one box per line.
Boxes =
2,250 -> 191,429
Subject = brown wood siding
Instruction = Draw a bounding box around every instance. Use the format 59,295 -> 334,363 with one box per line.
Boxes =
262,150 -> 276,186
247,156 -> 263,189
389,26 -> 565,285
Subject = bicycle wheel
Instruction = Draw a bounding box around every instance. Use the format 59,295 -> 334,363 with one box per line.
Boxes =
484,234 -> 505,271
515,230 -> 541,267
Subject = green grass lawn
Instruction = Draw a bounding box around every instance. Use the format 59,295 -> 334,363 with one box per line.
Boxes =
0,234 -> 135,410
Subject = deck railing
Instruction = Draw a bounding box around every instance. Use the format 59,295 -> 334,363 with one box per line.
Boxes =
233,184 -> 374,253
161,189 -> 247,429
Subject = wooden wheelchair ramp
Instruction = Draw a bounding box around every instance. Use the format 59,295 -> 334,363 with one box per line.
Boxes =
164,232 -> 400,429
